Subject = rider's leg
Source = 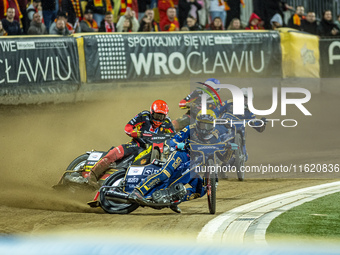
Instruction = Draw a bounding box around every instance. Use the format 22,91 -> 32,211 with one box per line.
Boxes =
169,172 -> 205,201
136,151 -> 188,195
172,113 -> 191,132
87,145 -> 125,186
165,172 -> 205,213
129,151 -> 189,202
183,177 -> 206,201
88,143 -> 139,184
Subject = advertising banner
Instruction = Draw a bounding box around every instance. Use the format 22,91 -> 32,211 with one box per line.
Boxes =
319,38 -> 340,78
0,37 -> 80,93
83,32 -> 282,83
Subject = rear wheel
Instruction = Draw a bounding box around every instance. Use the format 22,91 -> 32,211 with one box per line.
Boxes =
66,154 -> 88,171
99,170 -> 139,214
53,154 -> 90,191
206,159 -> 216,214
234,133 -> 245,181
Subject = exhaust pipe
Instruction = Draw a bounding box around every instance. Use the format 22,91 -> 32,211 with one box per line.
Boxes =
104,190 -> 131,204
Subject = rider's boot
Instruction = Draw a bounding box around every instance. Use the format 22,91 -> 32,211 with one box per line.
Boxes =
128,168 -> 172,204
87,145 -> 125,188
170,204 -> 182,213
128,188 -> 148,204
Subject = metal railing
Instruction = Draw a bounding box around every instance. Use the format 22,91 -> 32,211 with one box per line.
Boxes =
240,0 -> 340,26
285,0 -> 339,20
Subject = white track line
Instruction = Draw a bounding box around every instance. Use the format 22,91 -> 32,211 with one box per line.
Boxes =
197,181 -> 340,245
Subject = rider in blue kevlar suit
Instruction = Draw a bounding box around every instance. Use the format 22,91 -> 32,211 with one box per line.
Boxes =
172,78 -> 221,132
128,110 -> 237,213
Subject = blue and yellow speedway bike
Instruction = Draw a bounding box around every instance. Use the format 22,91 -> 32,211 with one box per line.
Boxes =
53,133 -> 175,192
88,140 -> 236,215
217,111 -> 268,181
215,112 -> 247,181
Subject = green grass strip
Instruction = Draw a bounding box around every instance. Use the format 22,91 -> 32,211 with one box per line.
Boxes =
267,192 -> 340,239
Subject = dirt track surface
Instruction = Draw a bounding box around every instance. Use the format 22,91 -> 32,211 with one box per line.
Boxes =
0,83 -> 339,239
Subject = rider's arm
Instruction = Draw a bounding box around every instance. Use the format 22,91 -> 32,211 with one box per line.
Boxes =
125,111 -> 146,138
169,125 -> 191,148
179,90 -> 201,109
246,110 -> 266,133
213,100 -> 230,117
163,117 -> 175,133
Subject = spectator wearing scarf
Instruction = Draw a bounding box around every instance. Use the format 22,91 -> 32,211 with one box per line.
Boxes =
288,5 -> 305,30
87,0 -> 114,26
99,11 -> 115,32
80,9 -> 99,32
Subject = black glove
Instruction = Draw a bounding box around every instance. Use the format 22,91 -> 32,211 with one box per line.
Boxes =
252,117 -> 267,126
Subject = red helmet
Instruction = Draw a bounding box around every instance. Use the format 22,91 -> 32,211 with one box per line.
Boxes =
150,100 -> 169,128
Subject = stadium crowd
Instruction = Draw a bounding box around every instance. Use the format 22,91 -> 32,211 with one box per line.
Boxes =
0,0 -> 339,36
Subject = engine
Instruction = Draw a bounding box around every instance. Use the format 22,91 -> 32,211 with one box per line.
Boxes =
152,183 -> 187,204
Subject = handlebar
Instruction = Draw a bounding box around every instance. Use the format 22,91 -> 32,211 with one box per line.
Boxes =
141,132 -> 175,143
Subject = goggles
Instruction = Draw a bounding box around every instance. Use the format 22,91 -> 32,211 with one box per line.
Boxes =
152,112 -> 166,121
198,121 -> 214,131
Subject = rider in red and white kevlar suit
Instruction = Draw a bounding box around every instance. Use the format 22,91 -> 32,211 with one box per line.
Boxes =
87,100 -> 175,188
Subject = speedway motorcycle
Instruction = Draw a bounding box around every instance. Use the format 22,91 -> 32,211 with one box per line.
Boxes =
53,133 -> 174,192
216,112 -> 247,181
218,112 -> 267,181
88,140 -> 234,215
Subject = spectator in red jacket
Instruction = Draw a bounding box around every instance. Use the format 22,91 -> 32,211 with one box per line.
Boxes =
160,6 -> 179,31
158,0 -> 175,23
245,12 -> 264,30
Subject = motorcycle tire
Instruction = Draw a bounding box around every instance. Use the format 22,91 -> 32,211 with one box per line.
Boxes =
234,133 -> 245,181
150,148 -> 160,161
66,154 -> 89,171
99,170 -> 139,214
207,159 -> 216,214
53,154 -> 90,192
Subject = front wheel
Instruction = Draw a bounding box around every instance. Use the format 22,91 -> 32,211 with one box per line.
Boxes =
234,133 -> 245,181
150,148 -> 160,161
206,159 -> 216,214
99,170 -> 139,214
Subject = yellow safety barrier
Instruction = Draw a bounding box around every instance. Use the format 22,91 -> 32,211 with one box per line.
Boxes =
75,36 -> 87,83
279,27 -> 320,78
